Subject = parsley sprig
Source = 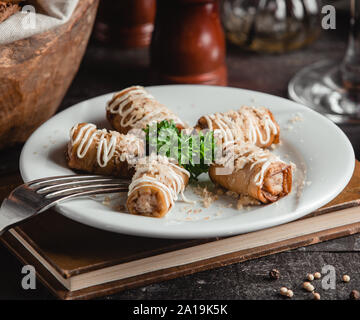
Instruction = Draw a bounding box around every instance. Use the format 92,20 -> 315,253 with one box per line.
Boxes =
144,120 -> 216,180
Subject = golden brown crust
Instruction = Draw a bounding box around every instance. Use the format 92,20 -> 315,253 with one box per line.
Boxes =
209,161 -> 292,204
196,107 -> 280,148
267,110 -> 280,145
127,185 -> 169,218
209,141 -> 292,204
126,156 -> 189,218
0,1 -> 20,24
106,86 -> 185,134
106,89 -> 151,134
67,123 -> 144,178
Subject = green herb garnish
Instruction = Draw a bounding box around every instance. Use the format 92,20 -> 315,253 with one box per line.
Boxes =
144,120 -> 216,180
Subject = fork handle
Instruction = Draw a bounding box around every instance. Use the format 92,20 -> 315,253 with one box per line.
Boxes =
0,198 -> 38,236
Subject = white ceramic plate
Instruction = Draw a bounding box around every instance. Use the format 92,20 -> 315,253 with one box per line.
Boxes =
20,85 -> 355,239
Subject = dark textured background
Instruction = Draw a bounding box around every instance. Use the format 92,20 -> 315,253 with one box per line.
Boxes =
0,10 -> 360,300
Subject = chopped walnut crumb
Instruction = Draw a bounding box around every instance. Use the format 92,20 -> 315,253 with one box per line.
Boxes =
236,195 -> 260,210
225,190 -> 238,198
194,186 -> 219,208
288,113 -> 304,124
115,204 -> 126,211
237,203 -> 243,210
102,196 -> 111,206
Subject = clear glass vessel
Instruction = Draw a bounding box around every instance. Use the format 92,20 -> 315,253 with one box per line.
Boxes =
221,0 -> 322,53
289,0 -> 360,124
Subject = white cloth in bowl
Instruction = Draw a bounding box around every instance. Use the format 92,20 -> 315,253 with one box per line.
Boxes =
0,0 -> 78,45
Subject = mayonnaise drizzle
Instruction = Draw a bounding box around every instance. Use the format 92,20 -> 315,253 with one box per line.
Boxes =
70,123 -> 142,168
203,106 -> 278,146
107,86 -> 185,129
128,155 -> 192,210
220,142 -> 285,186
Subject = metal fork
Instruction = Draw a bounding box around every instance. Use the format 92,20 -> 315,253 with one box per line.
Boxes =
0,175 -> 130,236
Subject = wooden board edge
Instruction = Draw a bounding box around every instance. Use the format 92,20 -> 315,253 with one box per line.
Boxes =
11,196 -> 360,280
68,221 -> 360,300
2,219 -> 360,300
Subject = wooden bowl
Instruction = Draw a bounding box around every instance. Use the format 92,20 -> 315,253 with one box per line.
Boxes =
0,0 -> 99,149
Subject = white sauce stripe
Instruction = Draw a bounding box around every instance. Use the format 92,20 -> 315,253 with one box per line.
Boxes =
107,86 -> 185,129
69,123 -> 141,168
220,142 -> 285,187
203,106 -> 278,146
128,155 -> 191,211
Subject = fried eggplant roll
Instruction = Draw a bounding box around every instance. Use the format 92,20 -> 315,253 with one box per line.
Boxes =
67,123 -> 145,178
209,142 -> 292,203
106,86 -> 186,134
196,106 -> 280,148
127,155 -> 190,218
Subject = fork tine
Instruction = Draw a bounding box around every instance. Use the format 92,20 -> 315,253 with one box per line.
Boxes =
28,175 -> 129,189
35,178 -> 129,194
27,174 -> 100,186
44,183 -> 129,199
39,186 -> 129,213
27,175 -> 117,187
1,176 -> 131,233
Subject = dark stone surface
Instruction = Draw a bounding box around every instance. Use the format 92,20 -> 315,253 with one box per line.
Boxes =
1,240 -> 359,300
0,10 -> 360,300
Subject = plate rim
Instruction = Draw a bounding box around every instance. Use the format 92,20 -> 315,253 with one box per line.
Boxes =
19,84 -> 355,239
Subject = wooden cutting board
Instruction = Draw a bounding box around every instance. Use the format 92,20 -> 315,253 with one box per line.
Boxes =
0,161 -> 359,300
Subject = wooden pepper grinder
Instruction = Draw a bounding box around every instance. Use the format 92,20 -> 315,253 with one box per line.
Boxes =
151,0 -> 227,85
94,0 -> 156,48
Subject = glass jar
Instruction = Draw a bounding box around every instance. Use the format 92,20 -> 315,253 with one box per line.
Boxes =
221,0 -> 322,53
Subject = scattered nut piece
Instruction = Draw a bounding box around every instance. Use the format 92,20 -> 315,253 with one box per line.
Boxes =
236,195 -> 260,210
314,272 -> 321,279
342,275 -> 350,283
313,292 -> 321,300
115,204 -> 126,211
216,188 -> 224,196
303,282 -> 315,292
269,269 -> 280,280
280,287 -> 288,296
349,290 -> 360,300
286,290 -> 294,298
225,190 -> 238,198
236,202 -> 243,210
102,196 -> 111,206
307,273 -> 314,281
193,186 -> 219,208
